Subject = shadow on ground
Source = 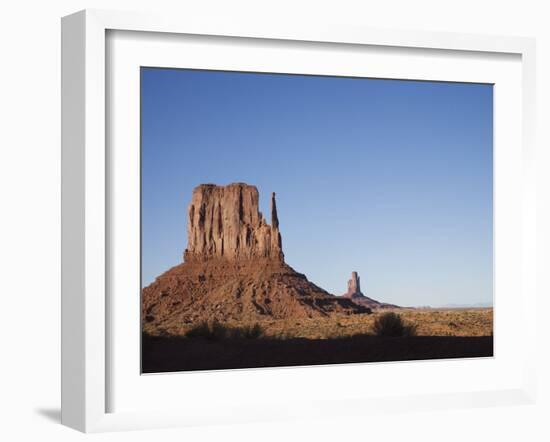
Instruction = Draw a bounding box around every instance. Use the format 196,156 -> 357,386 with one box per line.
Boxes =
142,334 -> 493,373
35,408 -> 61,423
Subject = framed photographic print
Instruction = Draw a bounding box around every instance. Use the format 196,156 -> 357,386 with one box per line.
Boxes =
61,9 -> 537,432
139,68 -> 494,373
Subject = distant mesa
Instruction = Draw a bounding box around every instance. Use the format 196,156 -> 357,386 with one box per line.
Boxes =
142,183 -> 370,333
342,271 -> 400,310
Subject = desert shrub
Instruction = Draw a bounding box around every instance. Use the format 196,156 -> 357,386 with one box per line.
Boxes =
239,323 -> 264,339
273,331 -> 292,340
185,321 -> 210,338
186,320 -> 228,340
211,320 -> 231,339
185,321 -> 265,340
373,312 -> 417,337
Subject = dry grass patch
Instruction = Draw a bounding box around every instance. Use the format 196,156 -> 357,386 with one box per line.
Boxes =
146,308 -> 492,339
185,320 -> 265,340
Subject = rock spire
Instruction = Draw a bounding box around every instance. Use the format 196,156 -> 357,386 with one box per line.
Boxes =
346,271 -> 361,297
342,271 -> 401,309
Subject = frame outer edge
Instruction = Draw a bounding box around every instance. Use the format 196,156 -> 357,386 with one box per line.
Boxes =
89,8 -> 532,55
61,10 -> 87,432
60,8 -> 538,432
62,9 -> 108,433
521,40 -> 537,402
84,9 -> 108,432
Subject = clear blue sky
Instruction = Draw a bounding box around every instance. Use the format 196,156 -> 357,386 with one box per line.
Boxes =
141,68 -> 493,308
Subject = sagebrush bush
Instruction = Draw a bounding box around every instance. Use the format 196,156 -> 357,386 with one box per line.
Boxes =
185,320 -> 227,340
238,323 -> 264,339
373,312 -> 417,337
185,320 -> 265,340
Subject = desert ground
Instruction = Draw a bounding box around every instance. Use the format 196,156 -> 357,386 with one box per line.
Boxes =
143,307 -> 492,339
142,308 -> 493,373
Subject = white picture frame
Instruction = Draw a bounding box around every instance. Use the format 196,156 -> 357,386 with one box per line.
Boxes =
61,9 -> 537,433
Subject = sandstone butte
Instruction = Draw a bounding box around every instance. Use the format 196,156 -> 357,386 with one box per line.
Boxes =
184,183 -> 284,263
142,183 -> 371,333
342,271 -> 400,310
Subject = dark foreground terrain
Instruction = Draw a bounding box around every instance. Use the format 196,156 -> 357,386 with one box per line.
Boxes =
142,334 -> 493,373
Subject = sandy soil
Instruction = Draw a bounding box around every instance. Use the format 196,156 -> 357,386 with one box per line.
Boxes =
142,308 -> 493,373
147,308 -> 493,339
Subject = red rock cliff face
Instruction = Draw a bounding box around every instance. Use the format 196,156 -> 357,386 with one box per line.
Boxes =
183,183 -> 284,262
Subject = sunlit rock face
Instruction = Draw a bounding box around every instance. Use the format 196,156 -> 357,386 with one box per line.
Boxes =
184,183 -> 284,263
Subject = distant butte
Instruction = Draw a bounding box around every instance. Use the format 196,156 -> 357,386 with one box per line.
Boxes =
142,183 -> 371,333
342,271 -> 400,310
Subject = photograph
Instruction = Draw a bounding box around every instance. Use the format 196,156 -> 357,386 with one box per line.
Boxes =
140,67 -> 494,373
